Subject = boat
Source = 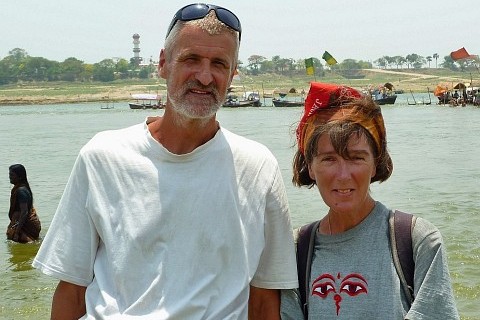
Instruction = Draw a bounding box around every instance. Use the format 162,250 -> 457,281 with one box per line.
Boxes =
370,82 -> 397,105
373,94 -> 397,105
129,93 -> 164,109
272,98 -> 304,107
223,91 -> 261,108
433,83 -> 468,106
223,99 -> 260,107
100,95 -> 115,109
272,92 -> 304,107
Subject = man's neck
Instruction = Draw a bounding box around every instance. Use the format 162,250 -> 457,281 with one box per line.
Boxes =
147,108 -> 219,155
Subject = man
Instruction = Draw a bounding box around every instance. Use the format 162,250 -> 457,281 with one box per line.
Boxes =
33,4 -> 297,319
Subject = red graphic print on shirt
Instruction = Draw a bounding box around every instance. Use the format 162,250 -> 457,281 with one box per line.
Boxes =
311,272 -> 368,315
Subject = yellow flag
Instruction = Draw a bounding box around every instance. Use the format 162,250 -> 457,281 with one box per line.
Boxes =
305,58 -> 314,75
322,51 -> 337,65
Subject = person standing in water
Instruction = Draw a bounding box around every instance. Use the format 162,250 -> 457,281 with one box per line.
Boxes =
7,164 -> 41,243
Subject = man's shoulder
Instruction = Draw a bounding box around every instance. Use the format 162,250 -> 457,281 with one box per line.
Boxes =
80,122 -> 145,155
221,127 -> 270,153
90,122 -> 144,143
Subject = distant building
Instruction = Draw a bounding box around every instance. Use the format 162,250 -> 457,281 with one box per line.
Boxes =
132,33 -> 143,66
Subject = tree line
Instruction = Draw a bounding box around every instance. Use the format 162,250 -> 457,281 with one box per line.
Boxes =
0,48 -> 475,85
0,48 -> 156,85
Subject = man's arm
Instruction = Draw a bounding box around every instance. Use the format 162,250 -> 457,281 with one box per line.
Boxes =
248,286 -> 280,320
51,280 -> 87,320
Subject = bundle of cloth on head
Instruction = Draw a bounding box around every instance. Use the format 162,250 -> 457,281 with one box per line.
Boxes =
296,82 -> 387,156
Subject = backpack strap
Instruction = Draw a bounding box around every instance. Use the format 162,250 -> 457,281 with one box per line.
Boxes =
389,210 -> 417,306
296,220 -> 320,318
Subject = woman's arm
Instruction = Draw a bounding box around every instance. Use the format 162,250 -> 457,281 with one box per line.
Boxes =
407,218 -> 459,319
13,202 -> 29,242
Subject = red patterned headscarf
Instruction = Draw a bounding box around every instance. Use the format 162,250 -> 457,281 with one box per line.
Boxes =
296,82 -> 386,155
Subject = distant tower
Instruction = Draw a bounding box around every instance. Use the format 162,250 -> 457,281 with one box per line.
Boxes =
132,33 -> 142,66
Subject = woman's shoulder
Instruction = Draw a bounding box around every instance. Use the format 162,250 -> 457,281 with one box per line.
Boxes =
15,186 -> 32,200
411,216 -> 444,251
412,216 -> 441,236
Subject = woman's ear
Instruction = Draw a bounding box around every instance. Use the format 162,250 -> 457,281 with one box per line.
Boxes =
308,164 -> 316,181
371,162 -> 377,179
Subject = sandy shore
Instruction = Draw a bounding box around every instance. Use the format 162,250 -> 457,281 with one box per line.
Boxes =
0,85 -> 167,106
0,69 -> 473,106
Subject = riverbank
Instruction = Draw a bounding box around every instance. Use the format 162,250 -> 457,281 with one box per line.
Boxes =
0,68 -> 475,105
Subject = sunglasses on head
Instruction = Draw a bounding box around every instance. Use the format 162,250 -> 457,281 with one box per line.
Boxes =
166,3 -> 242,41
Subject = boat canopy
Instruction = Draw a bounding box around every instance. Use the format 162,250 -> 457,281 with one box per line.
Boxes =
434,83 -> 450,97
131,93 -> 160,100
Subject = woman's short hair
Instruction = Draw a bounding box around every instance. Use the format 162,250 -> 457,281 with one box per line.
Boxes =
293,97 -> 393,187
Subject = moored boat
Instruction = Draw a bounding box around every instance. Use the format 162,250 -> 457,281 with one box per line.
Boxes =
373,94 -> 397,105
370,82 -> 397,105
223,91 -> 261,108
223,99 -> 260,107
271,91 -> 304,107
129,93 -> 164,109
272,98 -> 304,107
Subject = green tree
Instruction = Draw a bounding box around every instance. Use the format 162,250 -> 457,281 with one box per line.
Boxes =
247,55 -> 265,75
0,59 -> 12,84
357,60 -> 373,69
394,56 -> 406,69
375,57 -> 387,69
271,55 -> 281,73
259,60 -> 274,73
3,48 -> 30,82
441,55 -> 458,71
384,56 -> 396,69
61,57 -> 85,81
432,53 -> 439,68
93,59 -> 116,82
405,53 -> 424,69
426,56 -> 432,68
80,64 -> 94,82
8,48 -> 29,62
138,67 -> 150,79
24,57 -> 58,81
115,58 -> 130,79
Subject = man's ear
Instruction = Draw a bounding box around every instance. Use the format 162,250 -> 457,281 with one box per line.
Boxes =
227,65 -> 238,85
158,49 -> 167,79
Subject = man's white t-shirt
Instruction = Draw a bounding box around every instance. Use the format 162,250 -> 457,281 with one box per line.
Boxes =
33,119 -> 297,319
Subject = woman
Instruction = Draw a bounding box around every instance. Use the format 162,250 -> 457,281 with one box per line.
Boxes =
281,82 -> 459,319
7,164 -> 41,243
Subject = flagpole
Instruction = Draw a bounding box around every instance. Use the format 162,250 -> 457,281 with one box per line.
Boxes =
261,82 -> 266,107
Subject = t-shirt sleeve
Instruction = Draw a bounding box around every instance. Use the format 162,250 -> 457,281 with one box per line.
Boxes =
280,289 -> 304,319
250,166 -> 298,289
405,217 -> 459,319
32,150 -> 99,287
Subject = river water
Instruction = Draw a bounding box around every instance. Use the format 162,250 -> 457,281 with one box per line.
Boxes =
0,94 -> 479,319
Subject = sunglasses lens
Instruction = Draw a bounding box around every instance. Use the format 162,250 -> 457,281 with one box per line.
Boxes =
179,4 -> 209,20
215,8 -> 241,32
166,4 -> 241,40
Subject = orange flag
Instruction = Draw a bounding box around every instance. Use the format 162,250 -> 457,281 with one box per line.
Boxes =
450,47 -> 471,61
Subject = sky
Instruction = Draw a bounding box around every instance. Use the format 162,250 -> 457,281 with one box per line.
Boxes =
2,0 -> 479,66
